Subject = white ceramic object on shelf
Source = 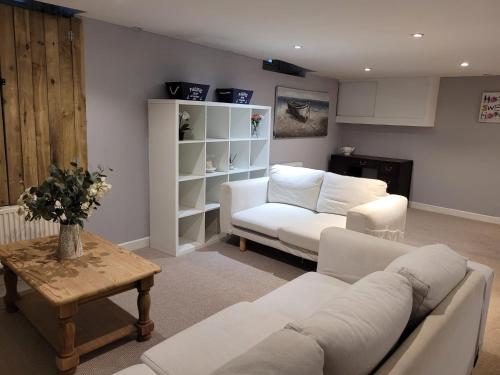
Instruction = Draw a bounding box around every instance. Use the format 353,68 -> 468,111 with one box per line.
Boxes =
339,146 -> 355,156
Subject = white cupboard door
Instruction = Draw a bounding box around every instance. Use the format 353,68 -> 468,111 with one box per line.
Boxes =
337,81 -> 377,117
374,78 -> 430,119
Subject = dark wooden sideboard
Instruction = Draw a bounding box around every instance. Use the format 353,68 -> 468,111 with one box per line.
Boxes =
329,154 -> 413,199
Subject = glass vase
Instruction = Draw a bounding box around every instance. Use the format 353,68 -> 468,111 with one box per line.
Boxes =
57,224 -> 83,260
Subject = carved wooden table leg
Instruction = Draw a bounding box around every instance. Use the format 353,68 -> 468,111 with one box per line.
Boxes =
56,303 -> 79,375
136,276 -> 154,342
2,263 -> 19,313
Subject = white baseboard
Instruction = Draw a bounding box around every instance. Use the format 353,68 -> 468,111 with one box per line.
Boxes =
409,202 -> 500,225
119,237 -> 150,251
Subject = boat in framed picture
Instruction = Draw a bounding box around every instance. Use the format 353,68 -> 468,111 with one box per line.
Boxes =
274,87 -> 330,138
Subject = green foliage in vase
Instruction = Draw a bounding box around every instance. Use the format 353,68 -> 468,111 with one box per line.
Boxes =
17,162 -> 112,227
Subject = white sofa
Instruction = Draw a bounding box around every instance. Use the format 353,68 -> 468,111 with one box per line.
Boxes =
114,228 -> 493,375
220,164 -> 408,260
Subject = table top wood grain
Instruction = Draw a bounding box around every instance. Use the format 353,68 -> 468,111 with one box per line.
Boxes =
0,231 -> 161,306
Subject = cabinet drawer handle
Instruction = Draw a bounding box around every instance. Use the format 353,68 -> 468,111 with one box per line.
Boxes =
359,161 -> 368,166
384,165 -> 393,172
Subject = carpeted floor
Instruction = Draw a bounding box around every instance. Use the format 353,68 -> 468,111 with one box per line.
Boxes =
0,208 -> 499,374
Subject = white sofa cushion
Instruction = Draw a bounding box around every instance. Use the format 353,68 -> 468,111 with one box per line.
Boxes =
385,244 -> 467,328
253,272 -> 349,321
268,164 -> 325,211
287,271 -> 412,375
210,329 -> 324,375
141,302 -> 290,375
278,213 -> 347,253
317,172 -> 387,215
231,203 -> 315,238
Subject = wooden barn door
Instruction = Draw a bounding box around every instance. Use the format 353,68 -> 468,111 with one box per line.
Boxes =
0,4 -> 87,206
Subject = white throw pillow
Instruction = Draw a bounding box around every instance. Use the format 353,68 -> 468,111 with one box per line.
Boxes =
287,271 -> 412,375
385,244 -> 467,328
268,164 -> 325,211
210,329 -> 324,375
316,172 -> 387,215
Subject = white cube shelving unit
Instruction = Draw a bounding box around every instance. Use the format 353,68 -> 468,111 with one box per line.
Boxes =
148,99 -> 271,256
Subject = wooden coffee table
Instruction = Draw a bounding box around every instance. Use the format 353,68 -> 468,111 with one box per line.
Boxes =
0,231 -> 161,374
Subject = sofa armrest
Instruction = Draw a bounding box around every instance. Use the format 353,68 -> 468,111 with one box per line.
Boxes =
346,194 -> 408,241
220,177 -> 269,234
467,261 -> 494,354
317,227 -> 414,283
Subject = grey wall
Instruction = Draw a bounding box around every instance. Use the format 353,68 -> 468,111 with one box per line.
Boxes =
83,18 -> 339,243
340,76 -> 500,217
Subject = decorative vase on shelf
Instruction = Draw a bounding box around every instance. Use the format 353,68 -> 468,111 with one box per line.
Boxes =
251,125 -> 259,138
57,224 -> 83,260
251,113 -> 263,138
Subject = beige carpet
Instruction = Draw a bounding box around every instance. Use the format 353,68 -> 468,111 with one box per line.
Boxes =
0,208 -> 499,374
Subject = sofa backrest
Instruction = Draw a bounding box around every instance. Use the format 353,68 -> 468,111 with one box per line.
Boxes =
268,165 -> 325,211
317,172 -> 388,215
375,270 -> 486,375
268,165 -> 388,215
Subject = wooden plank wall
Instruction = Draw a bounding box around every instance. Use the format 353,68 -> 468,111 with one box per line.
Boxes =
0,4 -> 87,206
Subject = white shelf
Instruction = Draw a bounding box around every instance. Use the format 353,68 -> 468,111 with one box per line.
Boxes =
205,202 -> 220,211
206,138 -> 229,143
178,174 -> 205,182
205,171 -> 227,177
179,140 -> 205,144
228,168 -> 248,174
178,207 -> 204,218
177,238 -> 203,254
248,166 -> 267,171
149,100 -> 271,256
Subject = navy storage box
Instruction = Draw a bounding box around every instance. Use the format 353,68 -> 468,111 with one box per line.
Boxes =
165,82 -> 209,101
216,88 -> 253,104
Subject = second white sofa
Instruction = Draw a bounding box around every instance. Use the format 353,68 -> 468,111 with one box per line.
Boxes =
114,228 -> 493,375
221,164 -> 408,260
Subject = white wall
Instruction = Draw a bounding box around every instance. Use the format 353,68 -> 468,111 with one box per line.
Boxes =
340,76 -> 500,217
83,18 -> 339,243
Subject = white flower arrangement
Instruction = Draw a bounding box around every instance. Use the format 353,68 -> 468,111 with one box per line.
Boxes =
17,162 -> 112,227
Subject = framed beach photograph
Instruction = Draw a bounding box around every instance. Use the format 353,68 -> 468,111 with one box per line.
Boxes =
479,92 -> 500,123
274,87 -> 330,138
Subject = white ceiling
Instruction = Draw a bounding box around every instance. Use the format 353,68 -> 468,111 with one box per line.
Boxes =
49,0 -> 500,79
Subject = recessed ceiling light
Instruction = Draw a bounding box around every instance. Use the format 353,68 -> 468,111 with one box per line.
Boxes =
460,61 -> 470,67
293,45 -> 303,49
412,33 -> 424,38
364,67 -> 372,72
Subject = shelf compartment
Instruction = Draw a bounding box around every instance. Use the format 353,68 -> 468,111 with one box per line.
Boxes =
179,142 -> 205,177
229,172 -> 249,181
207,106 -> 230,139
178,179 -> 205,218
179,104 -> 206,141
205,209 -> 221,243
206,174 -> 227,210
251,108 -> 270,140
206,141 -> 229,173
178,213 -> 204,252
250,140 -> 269,169
229,140 -> 250,171
230,108 -> 251,139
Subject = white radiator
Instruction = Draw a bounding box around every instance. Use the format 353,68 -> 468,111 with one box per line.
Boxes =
0,205 -> 59,245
